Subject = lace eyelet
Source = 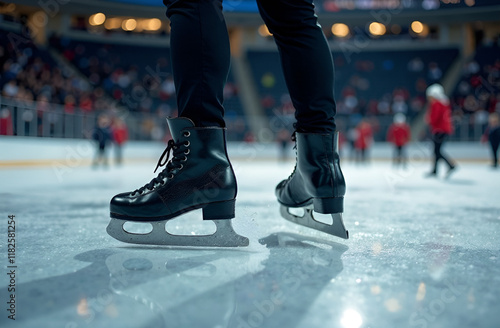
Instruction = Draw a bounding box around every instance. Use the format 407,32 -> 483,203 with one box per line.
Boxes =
184,141 -> 190,147
183,131 -> 191,137
184,149 -> 190,155
178,164 -> 184,170
181,156 -> 187,162
168,173 -> 174,179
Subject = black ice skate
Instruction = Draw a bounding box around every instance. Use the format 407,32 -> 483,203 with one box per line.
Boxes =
276,132 -> 349,239
107,117 -> 249,247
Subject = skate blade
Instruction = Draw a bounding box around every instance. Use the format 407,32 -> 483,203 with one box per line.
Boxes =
106,218 -> 249,247
280,205 -> 349,239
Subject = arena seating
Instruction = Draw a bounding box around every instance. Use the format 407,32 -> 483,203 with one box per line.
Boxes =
247,47 -> 459,140
51,36 -> 244,117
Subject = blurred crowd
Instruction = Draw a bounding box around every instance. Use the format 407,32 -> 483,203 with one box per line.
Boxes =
0,35 -> 112,113
1,27 -> 499,147
452,53 -> 500,126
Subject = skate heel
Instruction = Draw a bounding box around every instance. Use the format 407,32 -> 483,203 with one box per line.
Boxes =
313,197 -> 343,214
202,200 -> 236,220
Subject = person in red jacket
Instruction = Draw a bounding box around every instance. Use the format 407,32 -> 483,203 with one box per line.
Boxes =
0,108 -> 13,135
354,119 -> 373,163
425,84 -> 456,178
386,113 -> 411,167
112,118 -> 129,166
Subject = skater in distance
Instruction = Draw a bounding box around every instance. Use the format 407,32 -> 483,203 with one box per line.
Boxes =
107,0 -> 349,246
425,83 -> 457,178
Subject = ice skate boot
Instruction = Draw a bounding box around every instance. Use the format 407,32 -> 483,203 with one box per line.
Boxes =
276,132 -> 348,239
107,117 -> 249,247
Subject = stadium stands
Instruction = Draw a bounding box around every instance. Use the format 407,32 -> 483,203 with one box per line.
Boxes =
247,47 -> 460,140
0,29 -> 92,108
451,43 -> 500,141
1,0 -> 498,144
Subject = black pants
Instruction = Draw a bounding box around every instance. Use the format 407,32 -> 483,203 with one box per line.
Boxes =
488,127 -> 500,167
432,133 -> 454,173
490,139 -> 499,167
393,145 -> 407,165
163,0 -> 336,132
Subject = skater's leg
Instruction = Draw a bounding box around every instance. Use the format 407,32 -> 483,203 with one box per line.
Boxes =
102,147 -> 109,167
98,146 -> 106,166
438,134 -> 455,169
108,1 -> 247,246
396,145 -> 403,165
92,146 -> 99,167
490,140 -> 499,167
432,133 -> 443,173
433,133 -> 456,177
115,145 -> 122,165
401,145 -> 408,167
262,0 -> 348,237
164,0 -> 230,127
393,146 -> 398,166
257,0 -> 336,133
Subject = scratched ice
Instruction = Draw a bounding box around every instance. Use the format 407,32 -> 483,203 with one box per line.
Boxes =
0,159 -> 499,328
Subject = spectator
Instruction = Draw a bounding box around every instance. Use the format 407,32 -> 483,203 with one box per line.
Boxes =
64,95 -> 76,114
79,95 -> 93,113
92,114 -> 113,168
386,113 -> 411,167
2,80 -> 18,97
408,57 -> 424,72
0,108 -> 13,135
276,129 -> 291,162
111,117 -> 129,166
354,119 -> 373,163
392,95 -> 408,114
481,112 -> 500,168
428,62 -> 442,82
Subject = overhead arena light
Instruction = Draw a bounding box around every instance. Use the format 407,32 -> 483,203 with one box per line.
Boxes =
411,21 -> 424,34
331,23 -> 349,38
104,17 -> 122,30
143,18 -> 162,31
368,22 -> 386,36
258,24 -> 272,37
89,13 -> 106,26
122,19 -> 137,31
411,21 -> 429,37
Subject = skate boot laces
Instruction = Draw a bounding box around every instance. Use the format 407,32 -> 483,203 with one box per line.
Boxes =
286,131 -> 298,181
133,135 -> 190,195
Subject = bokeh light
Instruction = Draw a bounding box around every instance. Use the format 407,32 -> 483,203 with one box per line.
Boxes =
89,13 -> 106,26
332,23 -> 350,37
369,22 -> 386,36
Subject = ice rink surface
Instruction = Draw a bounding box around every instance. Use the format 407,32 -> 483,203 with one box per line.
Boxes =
1,158 -> 499,328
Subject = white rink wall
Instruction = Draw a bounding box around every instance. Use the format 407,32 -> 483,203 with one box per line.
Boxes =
0,136 -> 492,165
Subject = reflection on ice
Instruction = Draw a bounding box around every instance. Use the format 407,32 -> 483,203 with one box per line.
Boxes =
340,308 -> 363,328
416,282 -> 426,301
123,221 -> 153,234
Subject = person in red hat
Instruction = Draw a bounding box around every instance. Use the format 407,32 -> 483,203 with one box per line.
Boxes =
425,84 -> 457,178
